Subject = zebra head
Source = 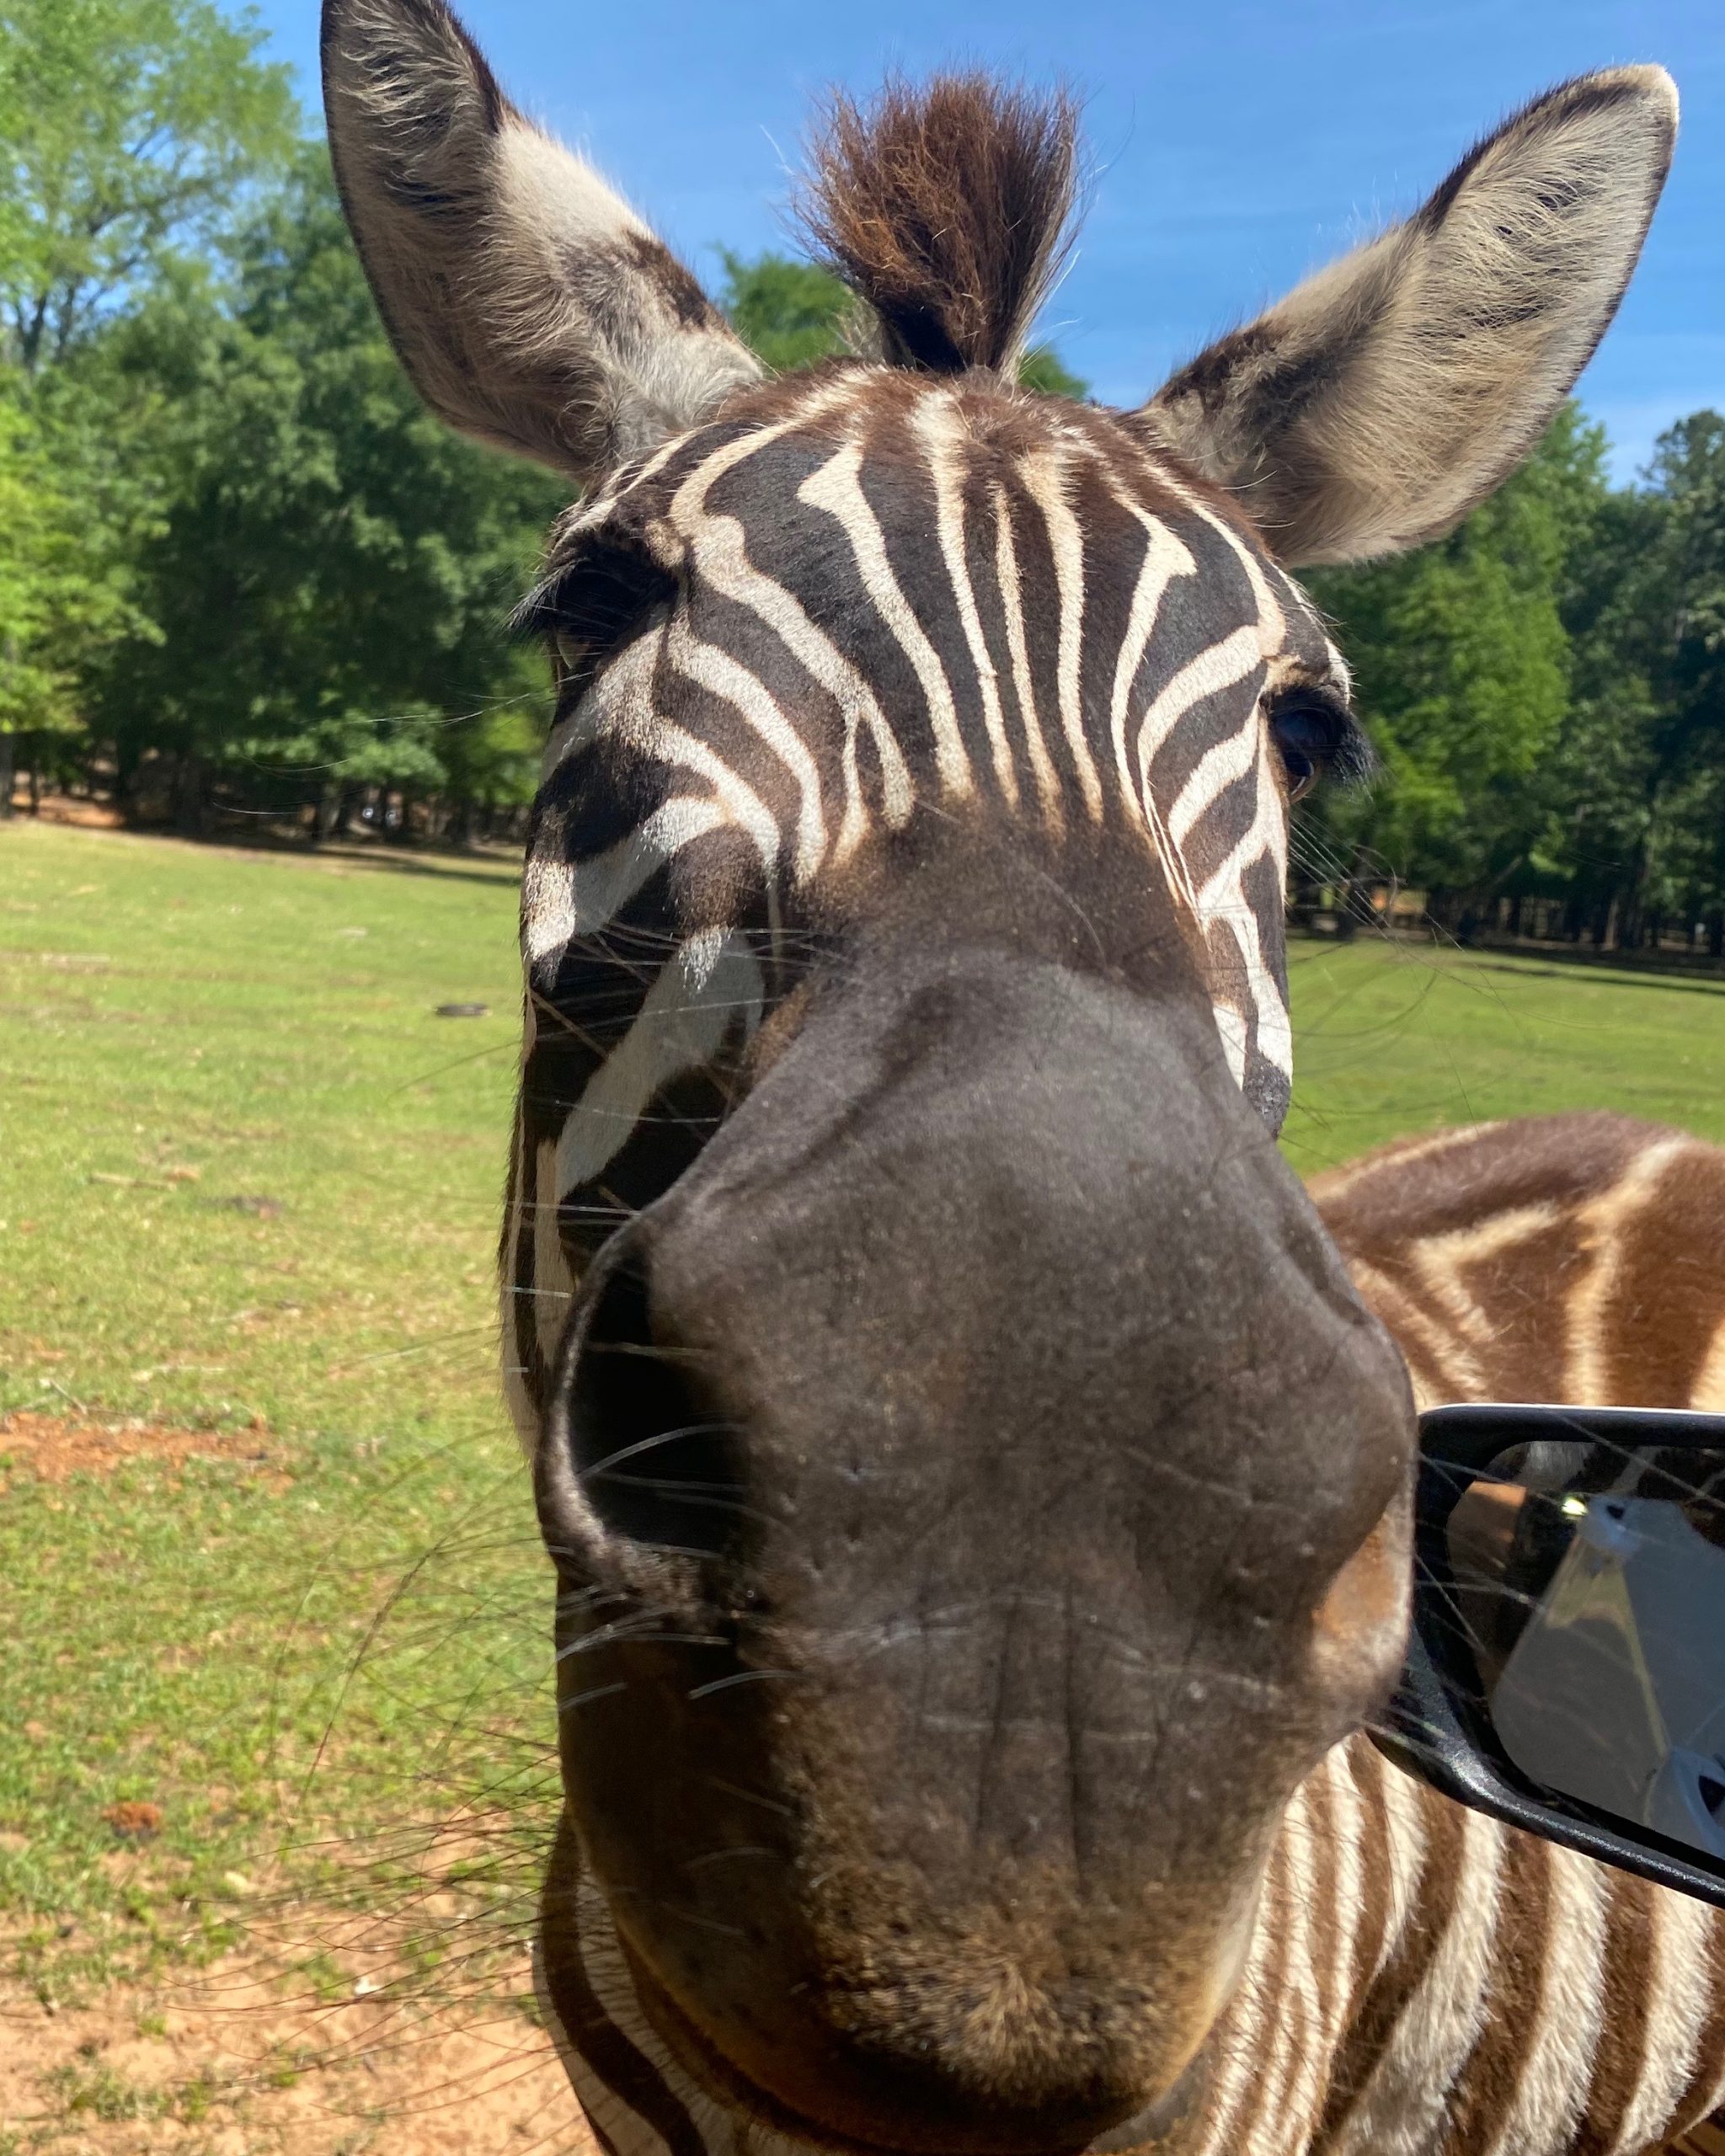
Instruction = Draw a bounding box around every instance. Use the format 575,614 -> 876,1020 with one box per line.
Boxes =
323,8 -> 1674,2149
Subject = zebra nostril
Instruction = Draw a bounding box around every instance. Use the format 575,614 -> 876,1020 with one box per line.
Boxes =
563,1252 -> 748,1563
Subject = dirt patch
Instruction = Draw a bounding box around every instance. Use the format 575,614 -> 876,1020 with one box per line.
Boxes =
0,1924 -> 588,2153
11,794 -> 127,831
0,1416 -> 285,1490
99,1806 -> 165,1844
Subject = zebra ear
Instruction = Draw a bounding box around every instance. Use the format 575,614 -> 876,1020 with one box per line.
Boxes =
1142,67 -> 1676,565
322,0 -> 763,481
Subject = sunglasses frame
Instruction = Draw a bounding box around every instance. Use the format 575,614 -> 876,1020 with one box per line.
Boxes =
1372,1401 -> 1725,1910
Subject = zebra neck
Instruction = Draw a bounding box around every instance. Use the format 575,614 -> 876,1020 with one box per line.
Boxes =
536,1747 -> 1725,2156
1194,1734 -> 1725,2156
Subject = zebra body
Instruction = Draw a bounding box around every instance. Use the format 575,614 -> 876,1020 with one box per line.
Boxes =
1314,1117 -> 1725,1419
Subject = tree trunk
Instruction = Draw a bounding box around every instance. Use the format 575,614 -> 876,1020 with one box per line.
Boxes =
114,740 -> 142,824
0,731 -> 14,819
1424,888 -> 1464,938
27,755 -> 40,815
174,753 -> 206,839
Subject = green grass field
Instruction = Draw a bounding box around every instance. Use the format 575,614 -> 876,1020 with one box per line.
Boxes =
3,815 -> 1724,2018
0,819 -> 547,2031
1283,927 -> 1725,1171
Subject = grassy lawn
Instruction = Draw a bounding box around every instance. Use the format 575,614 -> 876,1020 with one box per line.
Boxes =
3,816 -> 1723,2036
1283,931 -> 1725,1171
0,819 -> 547,2031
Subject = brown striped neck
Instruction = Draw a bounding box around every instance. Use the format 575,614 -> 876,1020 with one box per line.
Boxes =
537,1726 -> 1725,2156
1311,1113 -> 1725,1415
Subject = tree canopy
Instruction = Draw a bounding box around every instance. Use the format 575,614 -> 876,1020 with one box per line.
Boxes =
0,0 -> 1718,959
1304,404 -> 1725,952
0,0 -> 297,372
79,147 -> 563,832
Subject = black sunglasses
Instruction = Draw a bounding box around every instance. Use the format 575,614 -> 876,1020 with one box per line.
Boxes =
1378,1402 -> 1725,1909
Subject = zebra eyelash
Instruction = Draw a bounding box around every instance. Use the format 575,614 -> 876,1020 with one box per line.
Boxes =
1264,684 -> 1375,800
513,541 -> 679,692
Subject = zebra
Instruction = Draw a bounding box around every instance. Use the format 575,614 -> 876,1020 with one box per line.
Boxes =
322,3 -> 1725,2151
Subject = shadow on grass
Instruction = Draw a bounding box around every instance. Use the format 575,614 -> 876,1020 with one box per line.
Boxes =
1453,953 -> 1725,1001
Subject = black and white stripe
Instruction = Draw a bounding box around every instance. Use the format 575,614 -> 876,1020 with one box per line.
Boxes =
503,375 -> 1334,1438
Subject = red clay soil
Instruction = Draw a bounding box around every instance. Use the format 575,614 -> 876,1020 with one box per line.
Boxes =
0,1414 -> 284,1489
0,1939 -> 590,2153
8,794 -> 126,830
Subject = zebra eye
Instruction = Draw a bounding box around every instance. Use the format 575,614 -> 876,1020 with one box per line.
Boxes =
522,540 -> 679,703
1267,692 -> 1368,802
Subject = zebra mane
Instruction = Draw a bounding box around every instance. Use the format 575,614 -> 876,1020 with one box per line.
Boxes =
795,73 -> 1080,378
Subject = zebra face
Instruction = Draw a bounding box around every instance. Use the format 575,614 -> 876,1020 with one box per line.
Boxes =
519,368 -> 1359,1132
506,360 -> 1417,2153
323,4 -> 1674,2148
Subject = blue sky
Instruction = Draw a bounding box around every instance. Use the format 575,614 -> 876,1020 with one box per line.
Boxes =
259,0 -> 1723,482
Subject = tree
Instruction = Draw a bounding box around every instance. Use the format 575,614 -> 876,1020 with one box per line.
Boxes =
84,148 -> 565,832
1017,344 -> 1087,398
1293,403 -> 1725,955
1542,412 -> 1725,946
0,0 -> 1713,908
720,252 -> 854,372
1304,407 -> 1610,923
0,0 -> 296,373
0,368 -> 157,812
